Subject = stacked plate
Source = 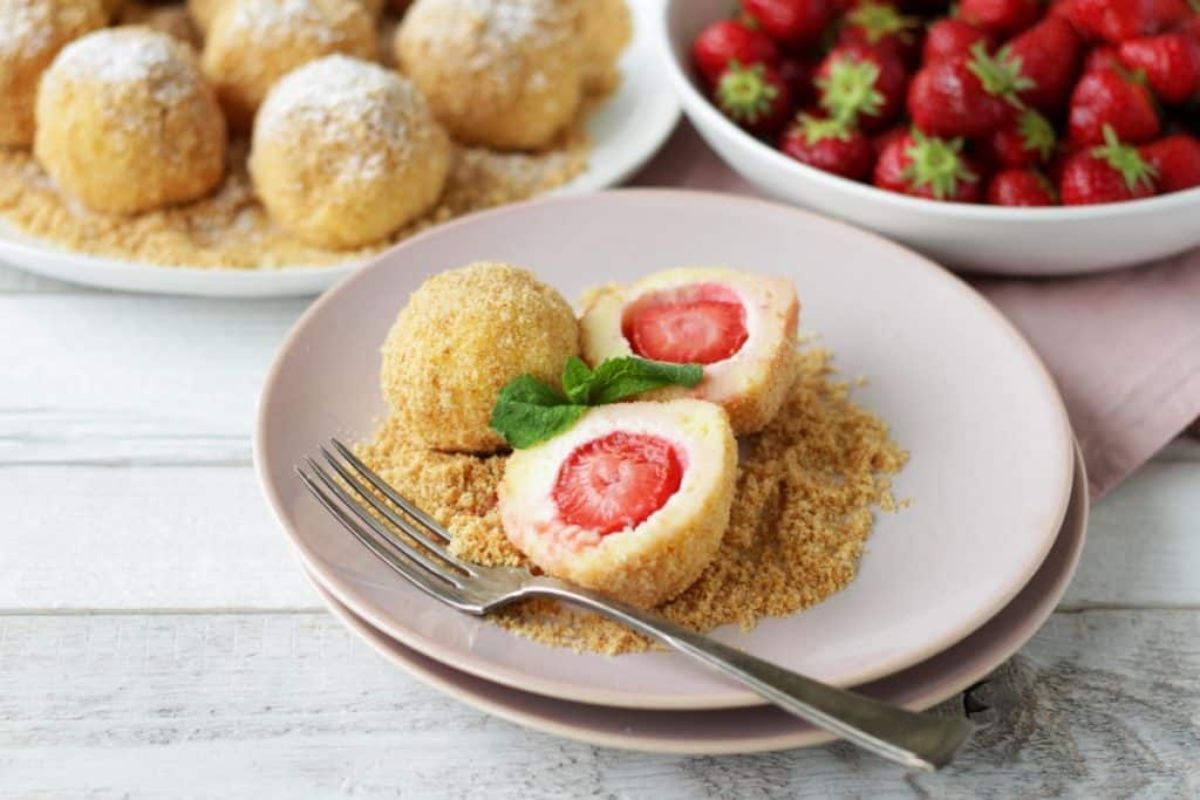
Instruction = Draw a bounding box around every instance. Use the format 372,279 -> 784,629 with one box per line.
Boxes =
255,191 -> 1084,754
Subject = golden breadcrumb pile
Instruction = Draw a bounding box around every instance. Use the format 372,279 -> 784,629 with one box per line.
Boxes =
356,347 -> 908,655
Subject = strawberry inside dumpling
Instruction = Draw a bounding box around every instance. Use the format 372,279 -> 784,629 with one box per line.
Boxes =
581,268 -> 799,435
499,399 -> 736,608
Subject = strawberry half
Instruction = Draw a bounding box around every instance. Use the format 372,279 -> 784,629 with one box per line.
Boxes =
815,42 -> 908,131
874,128 -> 983,200
977,108 -> 1057,168
1067,65 -> 1160,146
743,0 -> 835,47
958,0 -> 1040,38
1060,125 -> 1158,204
837,0 -> 922,65
1117,33 -> 1200,104
623,288 -> 750,364
1140,133 -> 1200,192
907,42 -> 1028,137
1005,16 -> 1083,113
715,61 -> 794,137
779,112 -> 877,179
552,432 -> 684,535
692,19 -> 781,86
923,19 -> 994,65
986,168 -> 1059,204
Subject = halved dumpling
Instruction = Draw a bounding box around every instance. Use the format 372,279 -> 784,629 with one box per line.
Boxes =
498,399 -> 736,608
580,267 -> 799,435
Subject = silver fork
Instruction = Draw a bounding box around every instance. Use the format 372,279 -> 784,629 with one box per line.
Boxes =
298,439 -> 974,771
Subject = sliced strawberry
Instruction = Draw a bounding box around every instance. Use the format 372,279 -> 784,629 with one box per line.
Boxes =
714,61 -> 794,137
977,108 -> 1057,168
923,19 -> 994,64
1117,33 -> 1200,104
958,0 -> 1040,38
743,0 -> 835,47
815,42 -> 908,132
1140,134 -> 1200,192
553,433 -> 684,535
1005,17 -> 1083,112
1060,125 -> 1158,204
623,285 -> 749,365
1067,65 -> 1160,146
873,128 -> 983,200
986,168 -> 1059,204
779,112 -> 877,179
692,20 -> 780,86
907,43 -> 1026,138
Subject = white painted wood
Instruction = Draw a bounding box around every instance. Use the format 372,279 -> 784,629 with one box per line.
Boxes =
0,295 -> 307,465
0,610 -> 1195,798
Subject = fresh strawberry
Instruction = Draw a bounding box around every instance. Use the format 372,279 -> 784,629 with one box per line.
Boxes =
624,288 -> 749,364
1118,33 -> 1200,104
815,43 -> 908,131
1005,17 -> 1083,112
1059,0 -> 1191,44
838,0 -> 922,65
874,128 -> 983,200
923,19 -> 993,64
907,42 -> 1027,137
743,0 -> 835,47
1084,44 -> 1122,71
986,168 -> 1059,204
1060,125 -> 1158,203
553,432 -> 683,535
1140,133 -> 1200,191
692,19 -> 780,86
872,123 -> 910,158
779,56 -> 817,108
1067,65 -> 1160,146
977,108 -> 1057,167
715,61 -> 794,136
779,112 -> 877,178
958,0 -> 1040,38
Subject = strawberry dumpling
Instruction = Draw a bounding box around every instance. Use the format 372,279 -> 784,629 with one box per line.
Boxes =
499,399 -> 736,608
580,267 -> 799,435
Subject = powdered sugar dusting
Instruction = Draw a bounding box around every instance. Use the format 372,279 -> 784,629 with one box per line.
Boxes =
0,0 -> 52,56
224,0 -> 356,44
405,0 -> 575,77
50,28 -> 201,105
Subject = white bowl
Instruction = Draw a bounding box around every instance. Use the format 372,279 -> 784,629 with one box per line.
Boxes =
655,0 -> 1200,276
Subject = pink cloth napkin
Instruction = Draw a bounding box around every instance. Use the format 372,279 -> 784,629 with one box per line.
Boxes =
631,123 -> 1200,499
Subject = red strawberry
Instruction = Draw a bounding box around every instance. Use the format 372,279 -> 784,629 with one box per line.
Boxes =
838,1 -> 922,65
907,43 -> 1026,137
815,43 -> 908,131
1067,65 -> 1160,146
1118,33 -> 1200,104
743,0 -> 835,47
715,61 -> 794,136
986,168 -> 1059,204
977,108 -> 1057,167
958,0 -> 1040,38
874,128 -> 983,200
625,290 -> 749,364
1060,0 -> 1191,44
692,20 -> 780,86
553,432 -> 683,535
1005,17 -> 1083,112
1084,44 -> 1122,71
779,56 -> 817,107
779,112 -> 877,178
1140,133 -> 1200,191
923,19 -> 993,64
1060,125 -> 1158,203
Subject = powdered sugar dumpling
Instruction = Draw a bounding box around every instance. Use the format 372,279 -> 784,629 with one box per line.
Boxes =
396,0 -> 584,150
201,0 -> 375,130
0,0 -> 105,146
34,26 -> 226,215
249,55 -> 450,249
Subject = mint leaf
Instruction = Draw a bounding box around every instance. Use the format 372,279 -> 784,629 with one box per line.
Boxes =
587,357 -> 703,405
561,356 -> 594,405
489,376 -> 586,449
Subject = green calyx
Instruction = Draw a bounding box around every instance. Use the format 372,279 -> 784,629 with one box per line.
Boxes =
817,55 -> 884,125
794,112 -> 854,145
901,129 -> 976,199
1090,125 -> 1158,192
968,42 -> 1033,106
1017,109 -> 1056,161
716,60 -> 779,124
846,2 -> 919,45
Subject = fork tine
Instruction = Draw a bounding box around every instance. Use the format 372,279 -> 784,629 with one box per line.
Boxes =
331,438 -> 451,543
318,445 -> 476,575
302,458 -> 465,590
296,466 -> 466,606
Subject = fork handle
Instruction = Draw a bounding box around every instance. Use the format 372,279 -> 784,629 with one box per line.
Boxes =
527,582 -> 973,771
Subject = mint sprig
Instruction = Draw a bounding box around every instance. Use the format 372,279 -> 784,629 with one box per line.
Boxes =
490,356 -> 703,449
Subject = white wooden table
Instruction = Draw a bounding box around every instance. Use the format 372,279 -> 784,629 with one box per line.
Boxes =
2,260 -> 1198,798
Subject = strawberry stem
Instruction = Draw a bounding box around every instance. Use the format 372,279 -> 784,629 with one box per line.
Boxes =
817,55 -> 884,124
1017,109 -> 1055,161
901,129 -> 976,199
716,61 -> 779,125
845,2 -> 919,45
1090,125 -> 1157,192
969,42 -> 1033,105
793,113 -> 853,145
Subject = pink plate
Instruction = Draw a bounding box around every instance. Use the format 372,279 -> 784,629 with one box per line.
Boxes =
255,190 -> 1075,709
312,448 -> 1086,754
